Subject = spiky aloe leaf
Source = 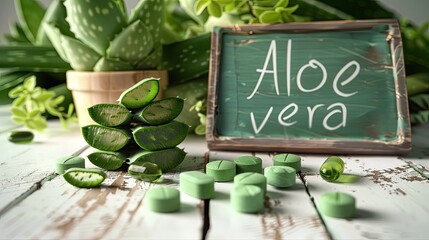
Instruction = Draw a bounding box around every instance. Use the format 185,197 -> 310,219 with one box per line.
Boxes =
38,0 -> 73,46
4,22 -> 31,44
0,46 -> 71,72
128,147 -> 187,172
162,32 -> 210,84
64,0 -> 127,55
60,35 -> 100,71
15,0 -> 46,43
107,20 -> 154,66
93,57 -> 133,71
43,23 -> 69,62
133,121 -> 189,151
135,46 -> 163,70
129,0 -> 164,49
82,125 -> 131,151
134,97 -> 184,125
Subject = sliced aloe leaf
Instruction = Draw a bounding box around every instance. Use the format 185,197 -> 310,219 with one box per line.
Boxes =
87,151 -> 126,170
133,121 -> 189,151
82,125 -> 131,151
118,78 -> 159,109
63,167 -> 107,188
128,147 -> 187,172
134,97 -> 184,125
88,103 -> 132,127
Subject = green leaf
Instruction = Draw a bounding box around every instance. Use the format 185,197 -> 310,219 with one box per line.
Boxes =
23,76 -> 36,91
82,125 -> 131,151
87,151 -> 126,170
134,97 -> 184,125
8,85 -> 24,98
64,0 -> 127,55
28,109 -> 41,118
11,107 -> 27,118
15,0 -> 46,42
128,147 -> 187,172
274,0 -> 289,8
118,78 -> 160,109
207,1 -> 222,18
194,124 -> 206,135
43,23 -> 70,63
60,35 -> 100,71
26,118 -> 47,132
88,103 -> 132,127
11,116 -> 25,124
259,10 -> 282,23
407,73 -> 429,96
106,20 -> 153,66
93,57 -> 133,71
52,95 -> 65,105
195,0 -> 210,15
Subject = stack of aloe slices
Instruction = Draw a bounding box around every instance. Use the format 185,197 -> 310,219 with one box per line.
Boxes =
81,77 -> 188,174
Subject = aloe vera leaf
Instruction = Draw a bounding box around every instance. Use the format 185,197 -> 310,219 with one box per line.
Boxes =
5,22 -> 31,44
128,147 -> 187,172
107,20 -> 154,66
93,57 -> 133,71
88,103 -> 132,127
162,32 -> 210,84
82,125 -> 131,151
15,0 -> 46,42
133,121 -> 189,151
38,0 -> 73,46
87,151 -> 126,170
129,0 -> 164,47
118,78 -> 160,109
43,23 -> 69,62
0,46 -> 71,72
0,72 -> 30,92
60,35 -> 100,71
134,97 -> 184,125
317,0 -> 395,19
64,0 -> 127,55
289,0 -> 352,20
135,46 -> 163,70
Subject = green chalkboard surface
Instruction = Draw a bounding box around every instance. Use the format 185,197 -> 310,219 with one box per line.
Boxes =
206,20 -> 411,154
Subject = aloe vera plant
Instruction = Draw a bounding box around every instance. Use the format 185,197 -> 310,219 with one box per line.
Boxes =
44,0 -> 165,71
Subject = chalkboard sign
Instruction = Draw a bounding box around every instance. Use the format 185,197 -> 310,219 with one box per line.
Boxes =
206,19 -> 411,154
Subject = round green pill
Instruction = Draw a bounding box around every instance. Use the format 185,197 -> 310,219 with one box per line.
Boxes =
128,162 -> 162,182
205,160 -> 236,182
234,156 -> 263,174
234,172 -> 267,194
180,171 -> 215,199
272,153 -> 301,171
55,156 -> 85,174
319,192 -> 356,218
8,130 -> 34,144
145,186 -> 180,213
264,166 -> 296,188
231,185 -> 264,213
320,156 -> 345,182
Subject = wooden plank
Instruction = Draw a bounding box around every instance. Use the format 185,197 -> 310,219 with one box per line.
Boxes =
303,151 -> 429,239
207,151 -> 330,239
0,121 -> 87,213
0,135 -> 208,239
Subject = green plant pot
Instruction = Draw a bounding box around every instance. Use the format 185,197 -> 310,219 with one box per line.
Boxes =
67,70 -> 168,126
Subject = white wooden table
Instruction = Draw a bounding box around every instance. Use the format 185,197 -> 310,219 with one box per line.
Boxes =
0,105 -> 428,240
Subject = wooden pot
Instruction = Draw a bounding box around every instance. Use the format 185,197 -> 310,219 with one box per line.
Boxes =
67,70 -> 168,126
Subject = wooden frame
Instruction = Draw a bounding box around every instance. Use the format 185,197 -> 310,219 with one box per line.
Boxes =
206,19 -> 411,155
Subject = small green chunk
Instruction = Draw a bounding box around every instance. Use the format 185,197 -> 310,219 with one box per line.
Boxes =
8,130 -> 34,144
88,103 -> 132,127
133,97 -> 184,125
55,156 -> 85,174
320,156 -> 345,182
63,168 -> 107,188
82,125 -> 131,151
128,162 -> 162,182
145,186 -> 180,213
205,160 -> 236,182
118,78 -> 160,109
180,171 -> 215,199
87,151 -> 126,170
132,121 -> 189,151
